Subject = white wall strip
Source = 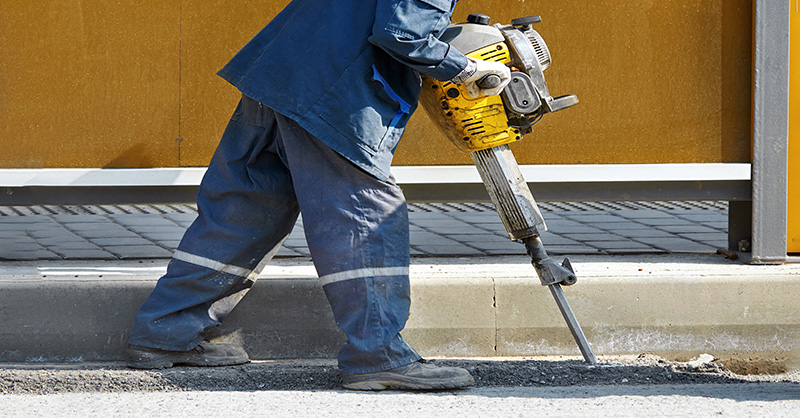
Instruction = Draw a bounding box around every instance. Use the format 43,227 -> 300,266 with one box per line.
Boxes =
391,163 -> 752,184
0,163 -> 751,187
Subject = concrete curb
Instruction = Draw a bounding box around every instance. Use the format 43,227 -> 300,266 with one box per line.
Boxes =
1,255 -> 798,369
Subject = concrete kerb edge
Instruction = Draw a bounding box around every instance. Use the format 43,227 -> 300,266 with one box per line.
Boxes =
0,255 -> 798,369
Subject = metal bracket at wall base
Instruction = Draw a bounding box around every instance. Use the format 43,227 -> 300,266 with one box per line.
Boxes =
728,200 -> 752,253
750,256 -> 789,265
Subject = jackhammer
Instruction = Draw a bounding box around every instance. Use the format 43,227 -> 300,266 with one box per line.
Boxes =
420,13 -> 597,364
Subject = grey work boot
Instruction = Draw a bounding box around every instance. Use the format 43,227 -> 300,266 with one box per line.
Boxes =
342,360 -> 475,391
126,341 -> 250,369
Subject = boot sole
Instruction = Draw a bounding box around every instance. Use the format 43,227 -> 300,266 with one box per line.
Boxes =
127,353 -> 250,369
342,373 -> 475,391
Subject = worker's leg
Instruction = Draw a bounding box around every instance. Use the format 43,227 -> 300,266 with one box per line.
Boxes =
128,96 -> 299,352
272,111 -> 420,376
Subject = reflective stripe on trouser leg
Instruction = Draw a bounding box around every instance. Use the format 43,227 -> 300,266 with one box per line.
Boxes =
128,96 -> 299,351
274,111 -> 420,375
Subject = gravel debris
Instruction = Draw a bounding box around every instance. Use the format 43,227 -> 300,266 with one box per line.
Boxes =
1,355 -> 797,395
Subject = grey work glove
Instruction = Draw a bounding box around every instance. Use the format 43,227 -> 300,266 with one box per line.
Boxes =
463,59 -> 512,98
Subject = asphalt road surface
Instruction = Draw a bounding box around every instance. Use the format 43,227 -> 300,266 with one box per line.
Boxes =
1,356 -> 798,417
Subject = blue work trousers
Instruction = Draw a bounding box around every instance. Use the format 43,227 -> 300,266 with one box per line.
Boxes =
128,95 -> 421,375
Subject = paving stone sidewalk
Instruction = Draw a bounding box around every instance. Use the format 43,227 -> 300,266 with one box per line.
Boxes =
0,201 -> 729,261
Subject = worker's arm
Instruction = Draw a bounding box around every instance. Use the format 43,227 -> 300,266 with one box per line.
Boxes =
368,0 -> 467,81
369,0 -> 510,94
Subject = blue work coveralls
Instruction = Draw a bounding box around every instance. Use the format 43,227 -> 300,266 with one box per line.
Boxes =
128,0 -> 468,376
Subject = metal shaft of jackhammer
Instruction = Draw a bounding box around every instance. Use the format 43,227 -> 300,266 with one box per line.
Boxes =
471,145 -> 597,364
549,283 -> 598,364
524,237 -> 597,365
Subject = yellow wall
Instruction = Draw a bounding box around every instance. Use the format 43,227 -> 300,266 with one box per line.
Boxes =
0,1 -> 180,168
789,3 -> 800,254
0,0 -> 753,168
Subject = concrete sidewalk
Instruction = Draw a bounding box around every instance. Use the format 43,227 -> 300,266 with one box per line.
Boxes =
1,201 -> 797,372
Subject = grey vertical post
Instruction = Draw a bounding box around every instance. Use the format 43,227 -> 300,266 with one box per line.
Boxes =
751,0 -> 790,264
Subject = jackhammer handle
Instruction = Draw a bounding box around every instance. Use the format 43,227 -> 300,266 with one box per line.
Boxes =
477,74 -> 502,89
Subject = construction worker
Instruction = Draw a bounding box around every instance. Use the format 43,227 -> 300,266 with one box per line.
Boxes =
125,0 -> 510,391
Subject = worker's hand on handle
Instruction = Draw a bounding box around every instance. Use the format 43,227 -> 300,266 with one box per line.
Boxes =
464,59 -> 511,98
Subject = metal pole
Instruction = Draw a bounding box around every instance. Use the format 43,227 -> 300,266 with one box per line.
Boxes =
751,0 -> 790,263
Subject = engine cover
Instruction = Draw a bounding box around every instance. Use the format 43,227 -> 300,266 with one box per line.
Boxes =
420,15 -> 578,153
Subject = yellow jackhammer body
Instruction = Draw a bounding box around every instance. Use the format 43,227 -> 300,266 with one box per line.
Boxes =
420,14 -> 597,364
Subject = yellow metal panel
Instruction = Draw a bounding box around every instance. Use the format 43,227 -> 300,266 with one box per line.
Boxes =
789,3 -> 800,254
179,0 -> 752,168
394,0 -> 753,166
179,0 -> 290,167
0,0 -> 753,168
0,0 -> 180,168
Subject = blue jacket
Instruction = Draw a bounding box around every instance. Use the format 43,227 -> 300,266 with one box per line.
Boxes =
217,0 -> 467,180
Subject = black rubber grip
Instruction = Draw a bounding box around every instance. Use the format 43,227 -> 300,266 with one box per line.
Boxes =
511,16 -> 542,26
477,74 -> 502,89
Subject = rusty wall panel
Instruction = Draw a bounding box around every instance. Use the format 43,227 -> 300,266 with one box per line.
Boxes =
789,5 -> 799,254
179,0 -> 290,167
394,0 -> 753,165
1,0 -> 752,168
0,1 -> 181,168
